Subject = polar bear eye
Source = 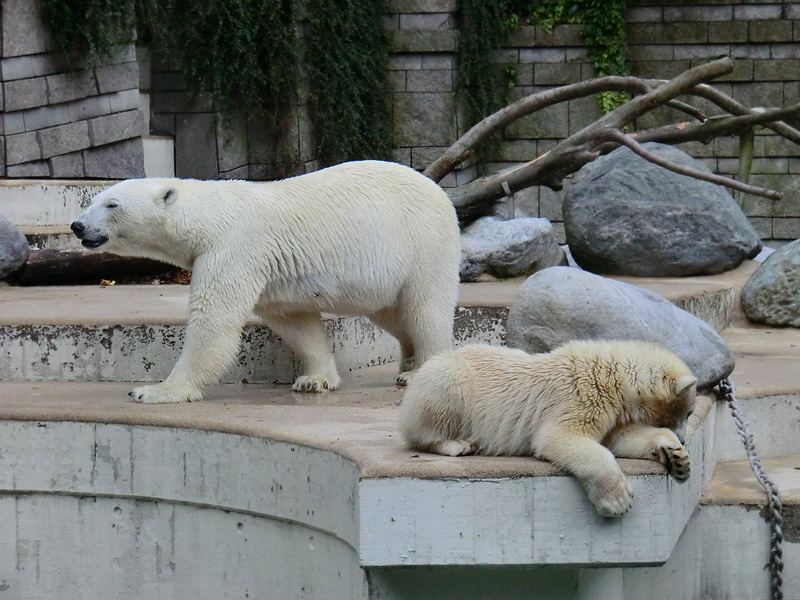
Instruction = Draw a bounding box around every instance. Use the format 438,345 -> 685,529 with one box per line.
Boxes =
105,201 -> 119,209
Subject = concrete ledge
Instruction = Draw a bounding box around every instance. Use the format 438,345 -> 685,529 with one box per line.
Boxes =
0,371 -> 717,569
0,179 -> 112,227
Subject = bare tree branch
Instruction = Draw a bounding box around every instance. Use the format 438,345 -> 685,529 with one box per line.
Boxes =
665,99 -> 707,122
633,103 -> 800,145
646,79 -> 800,145
437,57 -> 800,222
447,58 -> 736,215
423,76 -> 654,183
605,129 -> 782,200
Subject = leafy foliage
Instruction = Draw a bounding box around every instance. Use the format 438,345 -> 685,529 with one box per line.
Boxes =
305,0 -> 393,166
534,0 -> 631,111
163,0 -> 296,119
457,0 -> 631,125
42,0 -> 393,170
42,0 -> 136,64
457,0 -> 522,128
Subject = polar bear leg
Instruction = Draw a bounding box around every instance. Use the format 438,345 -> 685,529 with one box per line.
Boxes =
394,287 -> 456,386
257,310 -> 341,393
606,424 -> 690,481
131,269 -> 256,404
369,306 -> 415,380
537,428 -> 633,518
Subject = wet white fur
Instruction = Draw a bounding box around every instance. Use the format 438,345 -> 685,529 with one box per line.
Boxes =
75,160 -> 460,403
399,340 -> 697,517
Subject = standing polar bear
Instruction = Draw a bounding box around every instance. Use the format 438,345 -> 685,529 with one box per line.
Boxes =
399,340 -> 697,517
71,160 -> 461,404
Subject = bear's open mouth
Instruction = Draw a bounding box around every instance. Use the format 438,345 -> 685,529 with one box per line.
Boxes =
81,236 -> 109,248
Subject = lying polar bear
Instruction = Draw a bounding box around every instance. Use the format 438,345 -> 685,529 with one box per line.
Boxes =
399,340 -> 697,517
71,160 -> 461,403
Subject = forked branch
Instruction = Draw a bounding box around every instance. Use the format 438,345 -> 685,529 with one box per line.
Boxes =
434,57 -> 800,221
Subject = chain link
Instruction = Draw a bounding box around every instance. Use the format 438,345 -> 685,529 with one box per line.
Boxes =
718,377 -> 784,600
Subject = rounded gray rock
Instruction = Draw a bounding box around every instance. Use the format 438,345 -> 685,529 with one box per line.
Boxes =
0,214 -> 29,280
506,266 -> 734,390
563,143 -> 761,276
741,238 -> 800,327
460,216 -> 566,282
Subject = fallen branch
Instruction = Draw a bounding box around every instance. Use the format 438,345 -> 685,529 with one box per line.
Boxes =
438,57 -> 800,221
606,129 -> 782,200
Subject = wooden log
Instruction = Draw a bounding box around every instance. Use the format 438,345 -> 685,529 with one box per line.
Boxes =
8,249 -> 183,286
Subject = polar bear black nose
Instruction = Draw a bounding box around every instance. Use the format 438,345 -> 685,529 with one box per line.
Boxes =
71,221 -> 84,236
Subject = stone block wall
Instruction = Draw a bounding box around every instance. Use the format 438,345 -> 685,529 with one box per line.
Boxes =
383,0 -> 800,244
4,0 -> 799,244
1,0 -> 145,178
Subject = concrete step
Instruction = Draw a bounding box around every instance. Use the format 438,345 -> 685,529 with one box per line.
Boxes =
702,454 -> 800,508
0,264 -> 750,383
0,365 -> 717,568
21,225 -> 80,250
0,285 -> 507,383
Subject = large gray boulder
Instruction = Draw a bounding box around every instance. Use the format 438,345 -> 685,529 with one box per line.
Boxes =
460,216 -> 566,282
506,266 -> 735,389
0,214 -> 29,280
563,143 -> 761,277
741,238 -> 800,327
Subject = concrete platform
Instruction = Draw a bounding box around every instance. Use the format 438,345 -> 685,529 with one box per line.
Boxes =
0,260 -> 799,598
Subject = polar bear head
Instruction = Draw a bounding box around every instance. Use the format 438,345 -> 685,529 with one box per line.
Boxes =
71,179 -> 180,257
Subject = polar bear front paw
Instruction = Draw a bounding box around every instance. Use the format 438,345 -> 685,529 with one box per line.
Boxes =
586,475 -> 634,518
658,442 -> 691,481
292,373 -> 341,393
129,384 -> 199,404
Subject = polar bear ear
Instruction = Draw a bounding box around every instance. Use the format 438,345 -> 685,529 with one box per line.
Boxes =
676,374 -> 697,398
158,185 -> 179,207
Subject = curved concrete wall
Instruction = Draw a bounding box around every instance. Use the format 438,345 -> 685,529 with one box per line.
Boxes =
0,421 -> 367,599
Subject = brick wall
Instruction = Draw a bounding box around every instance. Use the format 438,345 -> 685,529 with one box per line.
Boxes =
1,0 -> 145,178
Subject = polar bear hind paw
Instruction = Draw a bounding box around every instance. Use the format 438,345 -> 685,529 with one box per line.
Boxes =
129,384 -> 199,404
292,373 -> 341,393
395,370 -> 414,386
659,442 -> 691,481
431,439 -> 478,457
587,476 -> 634,518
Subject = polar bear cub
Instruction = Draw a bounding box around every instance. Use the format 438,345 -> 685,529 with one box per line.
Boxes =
71,160 -> 460,403
399,340 -> 697,517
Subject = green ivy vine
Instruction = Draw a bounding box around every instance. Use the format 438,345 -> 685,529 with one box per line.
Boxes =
42,0 -> 135,65
42,0 -> 392,171
305,0 -> 393,166
457,0 -> 521,129
535,0 -> 631,112
457,0 -> 631,126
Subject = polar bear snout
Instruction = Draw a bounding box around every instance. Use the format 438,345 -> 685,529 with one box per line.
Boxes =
71,220 -> 109,248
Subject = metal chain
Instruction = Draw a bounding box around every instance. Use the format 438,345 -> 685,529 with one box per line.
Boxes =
718,377 -> 784,600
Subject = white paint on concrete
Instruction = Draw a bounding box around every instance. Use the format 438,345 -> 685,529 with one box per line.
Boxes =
0,309 -> 507,383
144,135 -> 175,178
0,180 -> 111,226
